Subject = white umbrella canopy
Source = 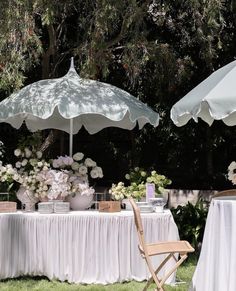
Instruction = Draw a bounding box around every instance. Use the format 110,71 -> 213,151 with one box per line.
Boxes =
171,60 -> 236,127
0,59 -> 159,155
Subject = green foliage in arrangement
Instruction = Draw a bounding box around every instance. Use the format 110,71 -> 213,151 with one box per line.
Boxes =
109,167 -> 171,201
171,199 -> 209,252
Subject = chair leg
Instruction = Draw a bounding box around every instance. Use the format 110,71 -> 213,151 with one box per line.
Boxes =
143,253 -> 173,290
143,253 -> 188,291
143,255 -> 168,291
159,254 -> 187,287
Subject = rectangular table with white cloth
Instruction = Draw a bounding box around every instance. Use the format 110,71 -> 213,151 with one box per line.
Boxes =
190,196 -> 236,291
0,209 -> 179,284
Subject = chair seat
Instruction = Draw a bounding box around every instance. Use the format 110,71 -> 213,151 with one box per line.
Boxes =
139,240 -> 194,256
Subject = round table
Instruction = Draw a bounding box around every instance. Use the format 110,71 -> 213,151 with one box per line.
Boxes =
190,196 -> 236,291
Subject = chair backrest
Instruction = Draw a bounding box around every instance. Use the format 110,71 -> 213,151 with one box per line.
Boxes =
129,198 -> 146,248
212,189 -> 236,199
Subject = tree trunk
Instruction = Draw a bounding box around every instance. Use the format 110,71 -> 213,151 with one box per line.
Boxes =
40,23 -> 58,154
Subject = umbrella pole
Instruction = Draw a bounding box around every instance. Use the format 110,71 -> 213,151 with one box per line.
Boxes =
69,119 -> 73,157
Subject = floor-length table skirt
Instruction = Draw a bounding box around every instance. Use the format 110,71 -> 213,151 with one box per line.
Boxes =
190,197 -> 236,291
0,210 -> 179,284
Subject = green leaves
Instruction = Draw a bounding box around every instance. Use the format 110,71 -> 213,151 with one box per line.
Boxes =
171,199 -> 209,251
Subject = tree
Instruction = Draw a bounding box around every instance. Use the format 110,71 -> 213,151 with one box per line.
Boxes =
0,0 -> 236,189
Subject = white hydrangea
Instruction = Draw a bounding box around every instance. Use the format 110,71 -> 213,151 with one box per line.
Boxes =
85,158 -> 96,167
71,162 -> 80,171
24,148 -> 32,158
21,159 -> 28,167
79,165 -> 88,175
73,152 -> 84,161
90,168 -> 99,179
14,149 -> 21,157
36,151 -> 42,159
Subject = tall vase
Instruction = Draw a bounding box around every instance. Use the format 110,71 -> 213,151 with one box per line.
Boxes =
16,186 -> 39,212
66,193 -> 93,210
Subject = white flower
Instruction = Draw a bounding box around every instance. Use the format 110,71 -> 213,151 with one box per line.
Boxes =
37,161 -> 43,167
95,166 -> 103,178
141,171 -> 147,177
14,149 -> 21,157
15,161 -> 21,168
90,168 -> 99,179
228,161 -> 236,171
79,165 -> 88,175
52,159 -> 60,168
125,174 -> 130,180
24,148 -> 32,158
21,159 -> 28,167
62,156 -> 74,166
6,167 -> 15,175
85,158 -> 96,167
36,151 -> 42,159
29,159 -> 37,166
71,162 -> 80,171
73,152 -> 84,161
228,162 -> 236,185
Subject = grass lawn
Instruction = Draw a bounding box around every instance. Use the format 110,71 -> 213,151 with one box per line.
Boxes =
0,255 -> 197,291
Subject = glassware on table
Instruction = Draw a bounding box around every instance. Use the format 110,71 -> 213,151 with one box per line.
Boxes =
149,197 -> 166,213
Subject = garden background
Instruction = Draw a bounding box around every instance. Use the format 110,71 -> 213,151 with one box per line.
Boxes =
0,0 -> 236,191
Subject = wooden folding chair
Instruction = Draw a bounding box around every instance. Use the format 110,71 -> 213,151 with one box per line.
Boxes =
129,198 -> 194,291
211,189 -> 236,199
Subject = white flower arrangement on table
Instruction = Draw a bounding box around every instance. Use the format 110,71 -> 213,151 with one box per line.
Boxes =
0,162 -> 17,190
35,169 -> 71,200
12,147 -> 50,192
51,152 -> 103,197
228,161 -> 236,184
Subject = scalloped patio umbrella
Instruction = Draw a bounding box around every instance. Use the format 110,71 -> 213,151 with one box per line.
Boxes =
0,59 -> 159,156
170,60 -> 236,127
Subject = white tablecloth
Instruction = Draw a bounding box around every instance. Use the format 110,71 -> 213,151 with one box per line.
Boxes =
0,209 -> 179,284
190,197 -> 236,291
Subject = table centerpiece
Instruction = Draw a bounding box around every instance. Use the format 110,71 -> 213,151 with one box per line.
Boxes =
51,152 -> 103,210
109,167 -> 171,210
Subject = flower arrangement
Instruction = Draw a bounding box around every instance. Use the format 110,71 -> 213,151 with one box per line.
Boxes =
12,147 -> 50,193
50,152 -> 103,198
35,169 -> 71,199
109,167 -> 171,201
0,162 -> 16,191
228,161 -> 236,184
0,148 -> 103,201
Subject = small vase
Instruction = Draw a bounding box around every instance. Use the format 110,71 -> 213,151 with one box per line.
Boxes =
16,186 -> 39,212
66,193 -> 93,210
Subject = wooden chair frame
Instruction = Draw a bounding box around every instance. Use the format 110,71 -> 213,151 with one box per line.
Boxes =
129,198 -> 194,291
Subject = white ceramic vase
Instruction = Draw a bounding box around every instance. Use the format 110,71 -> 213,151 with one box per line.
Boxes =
66,193 -> 93,210
16,186 -> 39,212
